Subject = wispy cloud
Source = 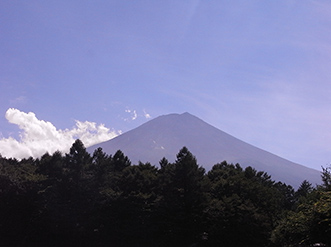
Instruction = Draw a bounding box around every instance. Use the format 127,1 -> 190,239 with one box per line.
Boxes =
0,108 -> 120,159
143,109 -> 151,119
125,109 -> 138,121
125,109 -> 152,121
178,0 -> 200,42
10,96 -> 27,105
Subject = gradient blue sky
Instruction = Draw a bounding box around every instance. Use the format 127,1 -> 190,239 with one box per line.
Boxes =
1,1 -> 331,170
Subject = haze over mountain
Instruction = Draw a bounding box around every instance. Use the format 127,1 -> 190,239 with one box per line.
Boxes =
88,112 -> 321,188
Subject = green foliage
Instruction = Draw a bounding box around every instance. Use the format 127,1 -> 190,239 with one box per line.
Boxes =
271,170 -> 331,247
65,139 -> 91,181
156,147 -> 208,246
272,190 -> 331,247
206,162 -> 292,246
0,142 -> 329,247
321,165 -> 331,191
111,150 -> 131,172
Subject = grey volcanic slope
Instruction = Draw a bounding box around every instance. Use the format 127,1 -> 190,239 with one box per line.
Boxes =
88,112 -> 321,188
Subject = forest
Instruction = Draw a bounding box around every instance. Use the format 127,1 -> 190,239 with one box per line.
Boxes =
0,139 -> 330,247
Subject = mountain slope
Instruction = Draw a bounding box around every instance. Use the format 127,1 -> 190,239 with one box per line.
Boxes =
88,112 -> 321,188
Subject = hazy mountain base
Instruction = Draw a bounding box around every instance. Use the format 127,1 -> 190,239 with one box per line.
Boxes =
88,113 -> 321,188
1,140 -> 330,247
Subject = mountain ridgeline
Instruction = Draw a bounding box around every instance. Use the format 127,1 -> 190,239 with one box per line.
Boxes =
0,113 -> 329,246
88,112 -> 321,188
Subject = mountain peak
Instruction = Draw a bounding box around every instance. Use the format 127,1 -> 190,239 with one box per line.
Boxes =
88,113 -> 321,188
157,112 -> 194,119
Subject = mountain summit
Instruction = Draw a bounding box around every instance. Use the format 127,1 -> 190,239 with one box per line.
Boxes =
88,112 -> 321,188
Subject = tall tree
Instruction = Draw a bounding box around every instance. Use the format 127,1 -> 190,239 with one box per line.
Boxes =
295,180 -> 314,205
321,165 -> 331,191
157,147 -> 207,246
65,139 -> 91,181
111,150 -> 131,172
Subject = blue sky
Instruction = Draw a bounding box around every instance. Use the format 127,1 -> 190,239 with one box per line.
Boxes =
1,1 -> 331,170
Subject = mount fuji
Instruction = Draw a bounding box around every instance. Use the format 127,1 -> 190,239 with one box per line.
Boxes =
88,112 -> 321,188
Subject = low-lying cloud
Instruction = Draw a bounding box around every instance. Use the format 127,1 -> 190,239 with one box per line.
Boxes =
0,108 -> 120,159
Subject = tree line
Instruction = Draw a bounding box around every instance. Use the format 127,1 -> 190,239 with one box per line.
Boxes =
0,139 -> 330,247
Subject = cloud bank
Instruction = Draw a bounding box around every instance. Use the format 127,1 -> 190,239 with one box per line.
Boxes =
0,108 -> 120,159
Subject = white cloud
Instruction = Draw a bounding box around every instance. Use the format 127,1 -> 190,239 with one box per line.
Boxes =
0,108 -> 120,159
143,109 -> 151,119
132,110 -> 137,120
125,109 -> 138,121
125,109 -> 151,121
